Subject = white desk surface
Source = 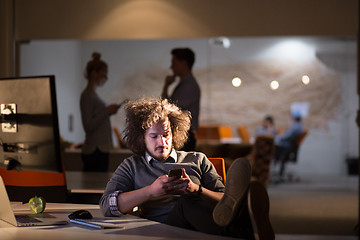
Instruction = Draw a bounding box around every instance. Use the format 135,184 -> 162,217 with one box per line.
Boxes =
0,203 -> 237,240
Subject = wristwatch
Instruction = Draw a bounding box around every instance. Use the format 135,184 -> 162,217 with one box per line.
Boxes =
197,184 -> 203,194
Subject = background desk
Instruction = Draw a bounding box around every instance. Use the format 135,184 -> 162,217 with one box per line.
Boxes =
66,171 -> 112,204
63,143 -> 252,173
196,141 -> 253,169
0,203 -> 237,240
63,148 -> 132,172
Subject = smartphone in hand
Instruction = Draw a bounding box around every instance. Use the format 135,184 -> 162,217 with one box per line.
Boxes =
168,168 -> 182,178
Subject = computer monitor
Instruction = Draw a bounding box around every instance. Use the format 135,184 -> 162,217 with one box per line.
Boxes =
0,75 -> 62,173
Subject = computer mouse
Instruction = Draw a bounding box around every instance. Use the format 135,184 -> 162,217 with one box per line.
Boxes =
68,210 -> 93,219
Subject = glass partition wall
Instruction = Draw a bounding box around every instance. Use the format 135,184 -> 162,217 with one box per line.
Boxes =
19,37 -> 357,176
19,36 -> 358,235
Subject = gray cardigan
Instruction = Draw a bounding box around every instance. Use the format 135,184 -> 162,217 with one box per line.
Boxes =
99,151 -> 225,223
80,89 -> 113,154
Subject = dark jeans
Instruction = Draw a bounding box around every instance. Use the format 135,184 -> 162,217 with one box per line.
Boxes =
166,194 -> 253,239
274,145 -> 291,177
81,148 -> 109,172
181,130 -> 196,152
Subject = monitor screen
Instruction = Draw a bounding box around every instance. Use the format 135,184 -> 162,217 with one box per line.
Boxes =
0,75 -> 62,172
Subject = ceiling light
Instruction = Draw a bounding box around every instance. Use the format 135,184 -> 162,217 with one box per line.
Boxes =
270,80 -> 279,90
232,77 -> 241,87
302,75 -> 310,85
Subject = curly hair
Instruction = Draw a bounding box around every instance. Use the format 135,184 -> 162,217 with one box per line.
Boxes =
123,97 -> 191,156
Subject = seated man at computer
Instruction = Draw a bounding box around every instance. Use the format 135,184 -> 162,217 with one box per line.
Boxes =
274,111 -> 304,179
100,97 -> 274,240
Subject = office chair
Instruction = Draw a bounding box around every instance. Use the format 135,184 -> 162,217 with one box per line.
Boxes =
197,125 -> 220,140
238,125 -> 251,143
208,158 -> 226,184
0,168 -> 69,203
274,130 -> 308,182
218,125 -> 233,139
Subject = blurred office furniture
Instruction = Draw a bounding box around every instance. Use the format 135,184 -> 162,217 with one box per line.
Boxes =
196,125 -> 252,170
66,171 -> 113,204
248,136 -> 275,188
238,125 -> 251,143
196,140 -> 252,160
0,168 -> 69,203
274,130 -> 308,182
218,125 -> 233,139
62,148 -> 132,172
208,158 -> 226,184
196,125 -> 220,140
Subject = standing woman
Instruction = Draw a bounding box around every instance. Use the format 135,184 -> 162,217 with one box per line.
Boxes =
80,52 -> 120,172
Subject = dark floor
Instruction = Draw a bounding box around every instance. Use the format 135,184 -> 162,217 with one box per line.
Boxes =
267,172 -> 358,240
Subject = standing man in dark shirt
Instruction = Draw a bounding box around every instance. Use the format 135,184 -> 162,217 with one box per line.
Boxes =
161,48 -> 200,151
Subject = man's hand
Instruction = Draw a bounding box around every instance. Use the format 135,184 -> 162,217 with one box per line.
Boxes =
166,168 -> 198,194
148,169 -> 201,197
164,75 -> 176,86
161,75 -> 176,98
106,104 -> 120,115
148,175 -> 175,198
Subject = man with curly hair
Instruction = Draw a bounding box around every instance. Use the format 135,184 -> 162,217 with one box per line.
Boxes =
100,97 -> 274,240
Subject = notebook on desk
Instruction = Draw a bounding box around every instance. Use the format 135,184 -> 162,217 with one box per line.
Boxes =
0,176 -> 68,227
69,218 -> 125,229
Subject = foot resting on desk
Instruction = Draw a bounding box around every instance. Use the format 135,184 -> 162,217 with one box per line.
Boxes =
213,158 -> 275,240
213,157 -> 251,226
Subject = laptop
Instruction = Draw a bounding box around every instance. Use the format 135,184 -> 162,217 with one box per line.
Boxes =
0,176 -> 68,227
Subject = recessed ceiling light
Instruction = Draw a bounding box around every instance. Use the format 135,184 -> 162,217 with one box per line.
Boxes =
232,77 -> 242,87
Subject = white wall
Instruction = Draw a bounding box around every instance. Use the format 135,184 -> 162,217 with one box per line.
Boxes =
20,41 -> 84,143
19,37 -> 358,176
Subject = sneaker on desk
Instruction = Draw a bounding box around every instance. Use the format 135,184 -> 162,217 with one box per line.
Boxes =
248,181 -> 275,240
213,157 -> 251,227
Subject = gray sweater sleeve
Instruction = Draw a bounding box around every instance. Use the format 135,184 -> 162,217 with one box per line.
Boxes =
99,156 -> 136,216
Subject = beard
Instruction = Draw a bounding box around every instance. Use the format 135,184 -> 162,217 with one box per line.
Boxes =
146,145 -> 172,161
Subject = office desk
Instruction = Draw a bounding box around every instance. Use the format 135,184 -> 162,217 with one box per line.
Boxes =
196,140 -> 253,160
66,171 -> 112,194
0,203 -> 237,240
63,148 -> 132,172
66,171 -> 112,204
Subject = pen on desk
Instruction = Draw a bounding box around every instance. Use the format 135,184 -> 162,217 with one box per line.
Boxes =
70,219 -> 103,229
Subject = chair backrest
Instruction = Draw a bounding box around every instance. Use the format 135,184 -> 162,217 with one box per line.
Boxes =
208,158 -> 226,185
238,125 -> 251,143
197,125 -> 220,140
286,130 -> 308,163
218,125 -> 233,139
0,168 -> 68,203
296,130 -> 308,146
